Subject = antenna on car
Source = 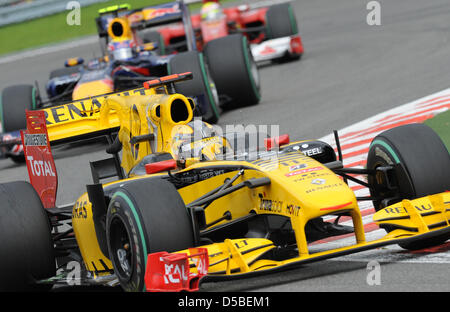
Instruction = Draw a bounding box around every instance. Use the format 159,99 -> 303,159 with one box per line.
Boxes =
333,130 -> 343,162
333,129 -> 347,184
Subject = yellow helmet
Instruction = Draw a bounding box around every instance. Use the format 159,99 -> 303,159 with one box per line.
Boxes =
200,2 -> 222,21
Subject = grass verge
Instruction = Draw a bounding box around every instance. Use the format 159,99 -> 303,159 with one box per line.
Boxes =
424,109 -> 450,152
0,0 -> 217,56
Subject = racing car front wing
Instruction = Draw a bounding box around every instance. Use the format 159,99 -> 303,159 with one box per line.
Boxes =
145,191 -> 449,290
251,35 -> 303,63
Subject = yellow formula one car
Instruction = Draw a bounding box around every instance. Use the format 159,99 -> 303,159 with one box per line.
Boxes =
0,73 -> 449,291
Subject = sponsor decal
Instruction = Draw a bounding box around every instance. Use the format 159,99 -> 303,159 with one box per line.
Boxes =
383,206 -> 405,214
177,169 -> 226,184
43,88 -> 148,125
24,133 -> 47,146
311,178 -> 326,185
305,183 -> 344,194
26,155 -> 56,177
383,204 -> 434,214
73,200 -> 88,219
285,166 -> 323,177
286,204 -> 301,216
260,45 -> 276,56
259,198 -> 283,213
292,172 -> 331,183
302,147 -> 323,157
163,260 -> 188,285
145,4 -> 180,20
289,163 -> 307,171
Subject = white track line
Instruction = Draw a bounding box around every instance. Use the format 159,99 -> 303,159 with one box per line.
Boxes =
0,35 -> 98,65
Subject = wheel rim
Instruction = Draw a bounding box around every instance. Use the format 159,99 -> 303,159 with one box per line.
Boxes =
368,161 -> 398,210
109,215 -> 134,282
368,151 -> 411,210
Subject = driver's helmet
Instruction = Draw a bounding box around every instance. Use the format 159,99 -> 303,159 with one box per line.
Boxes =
108,39 -> 135,61
200,2 -> 222,21
171,120 -> 225,161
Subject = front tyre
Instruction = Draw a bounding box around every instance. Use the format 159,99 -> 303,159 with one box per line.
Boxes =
367,123 -> 450,250
106,178 -> 194,292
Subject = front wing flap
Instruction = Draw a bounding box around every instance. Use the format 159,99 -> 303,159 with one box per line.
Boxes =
251,35 -> 303,63
373,192 -> 450,238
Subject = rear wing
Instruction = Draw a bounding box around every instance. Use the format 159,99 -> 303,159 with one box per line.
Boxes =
42,87 -> 151,145
21,111 -> 57,209
42,72 -> 194,145
96,1 -> 196,51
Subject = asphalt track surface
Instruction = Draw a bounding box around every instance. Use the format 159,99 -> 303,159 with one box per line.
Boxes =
1,0 -> 450,292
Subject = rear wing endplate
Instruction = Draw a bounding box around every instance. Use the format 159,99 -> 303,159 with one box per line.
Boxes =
20,110 -> 57,209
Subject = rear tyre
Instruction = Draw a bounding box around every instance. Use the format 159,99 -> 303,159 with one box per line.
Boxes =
106,178 -> 194,292
0,181 -> 55,291
265,3 -> 299,39
9,154 -> 25,164
169,51 -> 220,123
203,34 -> 261,109
367,123 -> 450,250
1,85 -> 39,132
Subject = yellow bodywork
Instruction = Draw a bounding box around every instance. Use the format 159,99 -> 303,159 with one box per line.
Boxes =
43,88 -> 153,143
72,80 -> 114,101
374,193 -> 450,239
45,83 -> 450,279
72,192 -> 112,274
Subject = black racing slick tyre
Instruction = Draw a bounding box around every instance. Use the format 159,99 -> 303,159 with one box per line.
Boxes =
367,123 -> 450,250
0,181 -> 56,291
265,3 -> 299,39
203,34 -> 261,109
0,84 -> 39,132
204,34 -> 261,109
106,178 -> 194,292
169,51 -> 220,124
